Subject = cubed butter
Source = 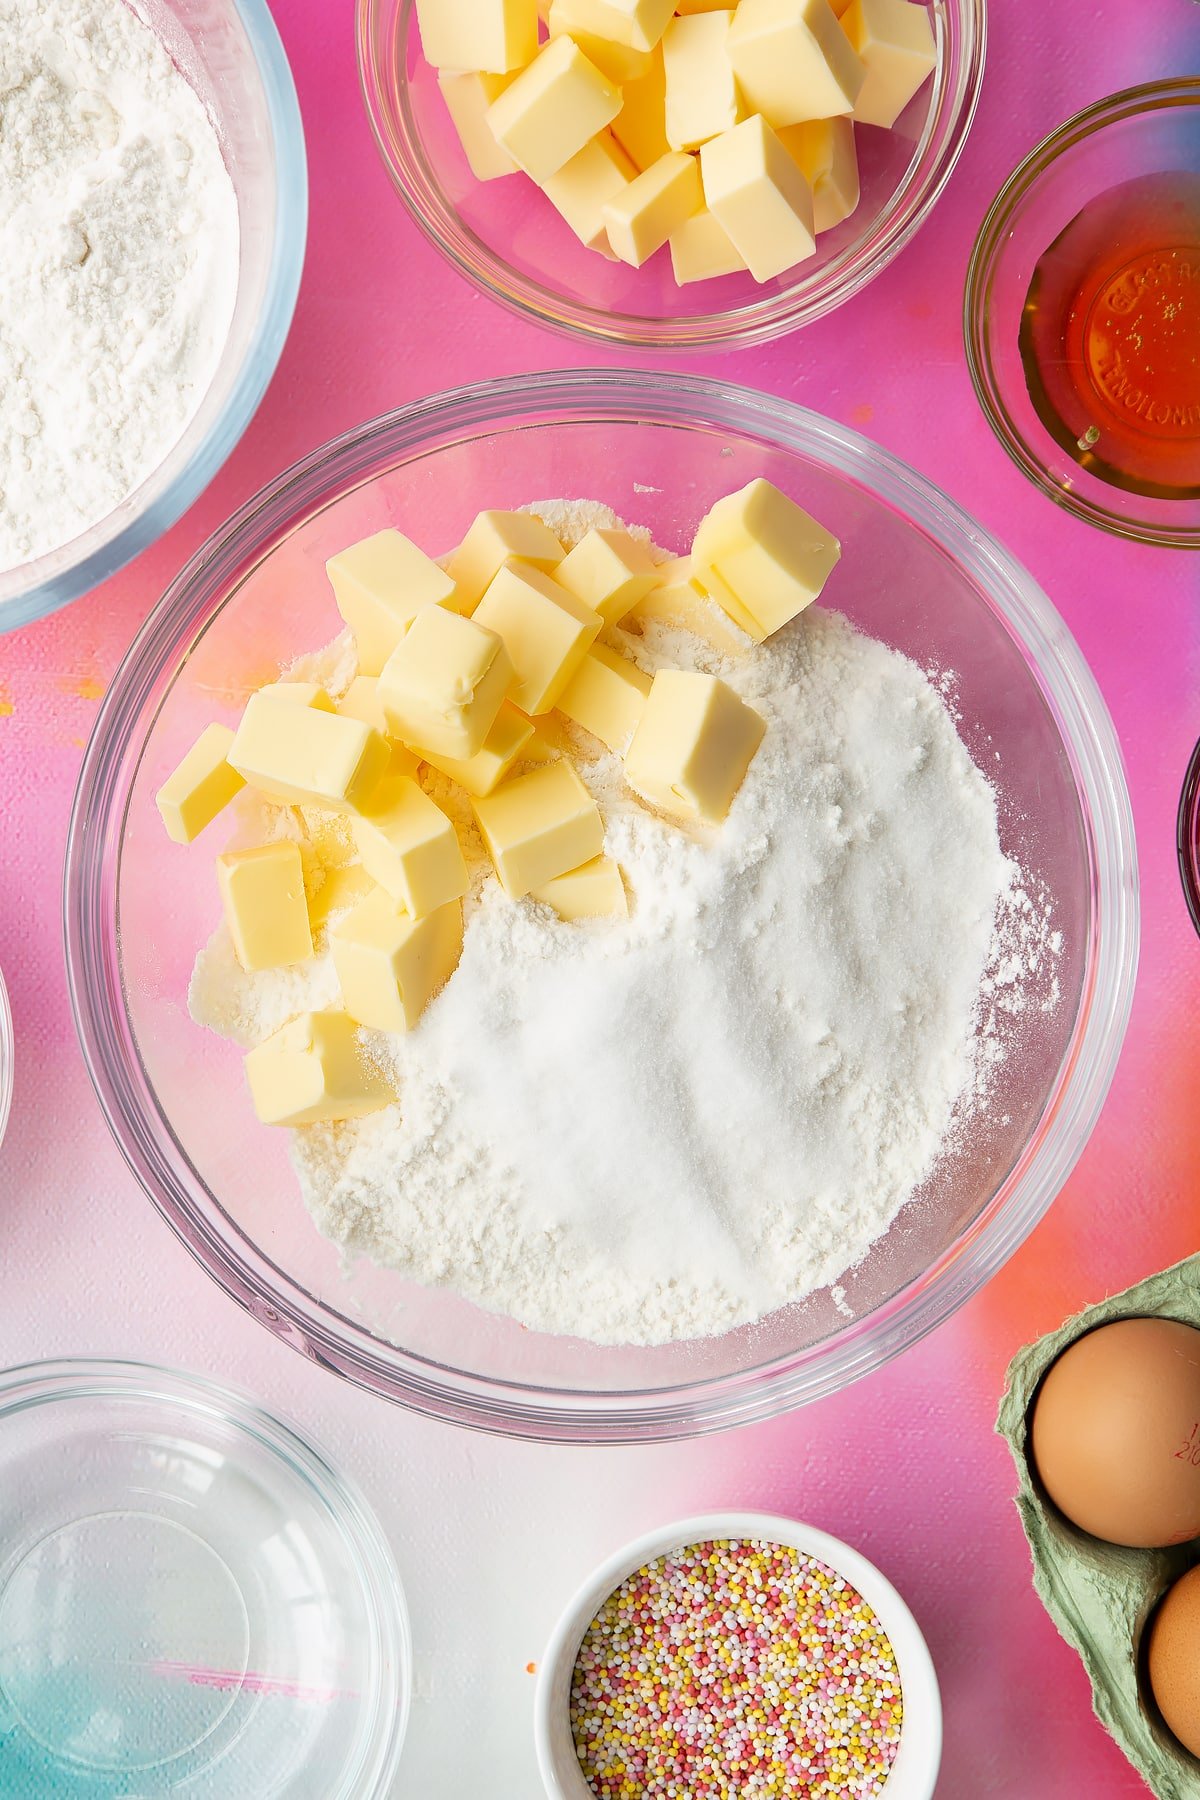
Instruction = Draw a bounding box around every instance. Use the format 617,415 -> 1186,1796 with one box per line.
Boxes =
777,117 -> 860,232
256,682 -> 335,710
445,509 -> 564,612
229,691 -> 391,813
336,678 -> 421,777
626,557 -> 752,654
216,841 -> 313,973
420,700 -> 534,796
326,528 -> 459,677
555,643 -> 652,752
690,477 -> 841,641
554,527 -> 657,625
414,0 -> 538,72
701,115 -> 816,282
473,560 -> 602,715
548,0 -> 674,49
727,0 -> 865,126
624,670 -> 765,823
669,207 -> 747,283
842,0 -> 937,128
531,854 -> 628,919
611,47 -> 670,170
473,759 -> 604,897
547,0 -> 653,81
439,71 -> 520,180
156,723 -> 245,845
542,132 -> 636,254
377,605 -> 513,760
351,775 -> 468,918
332,890 -> 464,1033
486,36 -> 621,183
306,861 -> 376,933
662,12 -> 742,152
602,150 -> 703,267
244,1010 -> 393,1126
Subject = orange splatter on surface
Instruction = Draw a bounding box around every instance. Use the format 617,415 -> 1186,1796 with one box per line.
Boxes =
850,403 -> 874,426
525,1662 -> 537,1675
0,683 -> 13,719
72,676 -> 106,702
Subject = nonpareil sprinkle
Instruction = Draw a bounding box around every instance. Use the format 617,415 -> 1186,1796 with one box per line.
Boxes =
569,1537 -> 903,1799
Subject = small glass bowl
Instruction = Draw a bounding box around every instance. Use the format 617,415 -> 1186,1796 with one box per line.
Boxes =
0,966 -> 11,1151
65,370 -> 1138,1443
534,1511 -> 941,1800
965,80 -> 1200,549
0,0 -> 308,636
357,0 -> 985,349
1179,735 -> 1200,938
0,1360 -> 409,1798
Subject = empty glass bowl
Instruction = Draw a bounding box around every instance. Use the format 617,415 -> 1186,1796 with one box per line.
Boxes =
358,0 -> 985,348
0,1360 -> 409,1797
0,0 -> 308,636
65,370 -> 1137,1442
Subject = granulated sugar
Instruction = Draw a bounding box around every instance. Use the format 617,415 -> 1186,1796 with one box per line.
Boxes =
190,509 -> 1060,1345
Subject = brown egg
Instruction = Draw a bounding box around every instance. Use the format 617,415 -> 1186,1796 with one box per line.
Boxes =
1029,1318 -> 1200,1548
1148,1565 -> 1200,1758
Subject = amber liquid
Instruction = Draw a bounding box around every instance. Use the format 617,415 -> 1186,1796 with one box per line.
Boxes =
1020,170 -> 1200,499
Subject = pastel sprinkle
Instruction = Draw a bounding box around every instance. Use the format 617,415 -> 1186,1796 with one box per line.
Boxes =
569,1537 -> 903,1799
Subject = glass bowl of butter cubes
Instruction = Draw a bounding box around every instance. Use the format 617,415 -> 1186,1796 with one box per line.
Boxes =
65,369 -> 1136,1442
358,0 -> 985,347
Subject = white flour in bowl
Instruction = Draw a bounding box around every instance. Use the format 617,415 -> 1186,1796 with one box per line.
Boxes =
189,506 -> 1062,1347
0,0 -> 239,573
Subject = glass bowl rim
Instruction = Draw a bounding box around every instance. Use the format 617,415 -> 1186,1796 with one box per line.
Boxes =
1179,734 -> 1200,938
355,0 -> 987,350
0,0 -> 310,636
63,368 -> 1139,1443
963,76 -> 1200,550
0,1355 -> 411,1800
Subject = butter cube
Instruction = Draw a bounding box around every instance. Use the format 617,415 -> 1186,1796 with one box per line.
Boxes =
542,132 -> 636,254
156,723 -> 245,845
352,775 -> 468,917
336,678 -> 421,776
625,671 -> 765,823
531,854 -> 628,919
420,700 -> 534,796
326,529 -> 459,677
554,0 -> 674,49
611,47 -> 670,170
727,0 -> 865,126
842,0 -> 937,128
554,527 -> 657,625
547,0 -> 653,80
700,116 -> 816,282
603,151 -> 703,267
216,841 -> 313,972
306,862 -> 376,933
486,37 -> 621,183
690,478 -> 841,641
669,207 -> 747,283
229,691 -> 391,813
473,561 -> 602,715
473,760 -> 604,897
414,0 -> 538,72
377,605 -> 513,760
662,12 -> 742,152
332,890 -> 464,1033
445,509 -> 564,612
555,643 -> 652,752
778,117 -> 860,232
439,71 -> 520,180
244,1010 -> 393,1126
256,682 -> 335,710
627,558 -> 753,653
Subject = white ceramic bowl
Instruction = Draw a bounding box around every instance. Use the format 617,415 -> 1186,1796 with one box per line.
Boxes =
535,1509 -> 942,1800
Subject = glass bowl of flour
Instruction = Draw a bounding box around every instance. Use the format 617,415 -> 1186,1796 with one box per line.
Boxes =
65,371 -> 1139,1443
0,0 -> 307,636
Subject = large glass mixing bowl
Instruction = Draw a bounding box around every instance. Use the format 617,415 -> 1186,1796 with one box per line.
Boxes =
65,372 -> 1138,1443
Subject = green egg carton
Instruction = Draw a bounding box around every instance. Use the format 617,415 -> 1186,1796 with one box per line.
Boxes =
997,1255 -> 1200,1800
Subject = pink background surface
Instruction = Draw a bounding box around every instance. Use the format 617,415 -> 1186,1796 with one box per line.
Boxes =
1,2 -> 1198,1794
